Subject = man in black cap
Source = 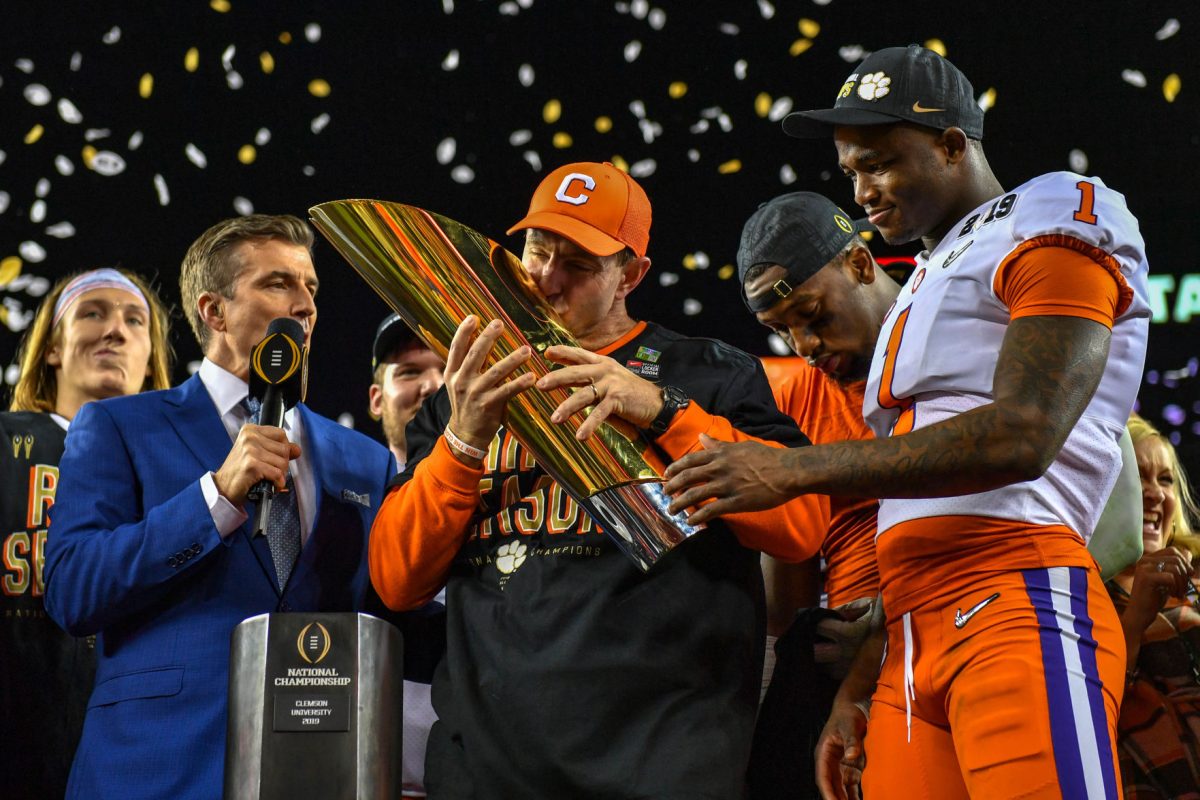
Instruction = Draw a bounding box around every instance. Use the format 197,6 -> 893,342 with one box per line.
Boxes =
666,44 -> 1151,799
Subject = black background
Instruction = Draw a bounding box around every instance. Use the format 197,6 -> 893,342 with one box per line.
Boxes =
2,0 -> 1197,475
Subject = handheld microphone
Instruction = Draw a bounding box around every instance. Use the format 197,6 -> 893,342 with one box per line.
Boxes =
246,317 -> 308,537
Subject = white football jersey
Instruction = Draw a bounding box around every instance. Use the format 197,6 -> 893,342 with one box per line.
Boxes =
863,172 -> 1151,540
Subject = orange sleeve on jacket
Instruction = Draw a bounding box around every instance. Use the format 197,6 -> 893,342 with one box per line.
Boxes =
993,239 -> 1125,327
656,401 -> 829,563
369,436 -> 483,610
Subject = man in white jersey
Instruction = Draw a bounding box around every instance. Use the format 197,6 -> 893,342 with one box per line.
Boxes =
664,45 -> 1151,799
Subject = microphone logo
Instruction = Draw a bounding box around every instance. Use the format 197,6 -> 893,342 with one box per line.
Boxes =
251,331 -> 303,386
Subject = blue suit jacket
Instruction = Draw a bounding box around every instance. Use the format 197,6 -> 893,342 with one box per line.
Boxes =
44,374 -> 395,800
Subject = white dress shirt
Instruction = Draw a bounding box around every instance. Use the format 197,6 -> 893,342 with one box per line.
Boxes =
197,358 -> 317,544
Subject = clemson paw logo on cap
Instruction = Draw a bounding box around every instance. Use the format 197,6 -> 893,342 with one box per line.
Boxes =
496,541 -> 528,575
857,72 -> 891,101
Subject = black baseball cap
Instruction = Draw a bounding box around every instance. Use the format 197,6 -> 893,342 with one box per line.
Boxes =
371,313 -> 418,372
783,44 -> 984,140
737,192 -> 871,314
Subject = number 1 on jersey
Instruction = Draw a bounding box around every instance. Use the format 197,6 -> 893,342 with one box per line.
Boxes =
1073,180 -> 1098,225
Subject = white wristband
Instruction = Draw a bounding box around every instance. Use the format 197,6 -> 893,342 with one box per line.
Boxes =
444,427 -> 487,461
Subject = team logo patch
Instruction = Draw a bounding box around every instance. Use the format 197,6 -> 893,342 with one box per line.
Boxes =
634,346 -> 661,363
834,213 -> 853,233
496,541 -> 528,575
857,72 -> 891,101
910,267 -> 926,293
626,359 -> 659,378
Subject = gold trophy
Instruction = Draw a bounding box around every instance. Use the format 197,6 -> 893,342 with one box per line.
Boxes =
309,200 -> 699,571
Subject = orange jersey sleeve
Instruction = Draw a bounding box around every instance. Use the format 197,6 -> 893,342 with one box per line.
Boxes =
994,240 -> 1125,327
369,436 -> 482,610
656,400 -> 828,562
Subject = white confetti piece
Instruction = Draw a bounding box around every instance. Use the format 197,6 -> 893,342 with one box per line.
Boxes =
450,164 -> 475,184
255,127 -> 271,146
658,272 -> 679,286
3,302 -> 34,333
84,128 -> 111,142
442,0 -> 454,13
780,164 -> 796,184
499,2 -> 519,15
839,45 -> 865,62
45,221 -> 75,238
689,119 -> 709,133
716,113 -> 732,132
522,150 -> 542,171
185,143 -> 208,168
0,150 -> 5,167
55,155 -> 75,175
16,59 -> 34,73
734,59 -> 747,80
90,151 -> 126,176
509,129 -> 533,146
128,130 -> 143,150
70,52 -> 82,71
700,106 -> 722,119
629,158 -> 657,178
629,99 -> 646,118
302,165 -> 316,176
436,137 -> 457,165
153,173 -> 170,205
337,413 -> 354,429
1155,19 -> 1180,40
517,0 -> 532,7
720,23 -> 740,35
27,276 -> 49,296
221,45 -> 236,70
623,40 -> 642,63
305,23 -> 322,43
768,333 -> 790,356
648,8 -> 666,29
442,49 -> 460,71
1068,148 -> 1088,173
311,113 -> 331,134
687,149 -> 700,162
6,364 -> 21,384
0,192 -> 8,214
631,0 -> 649,19
683,298 -> 702,315
102,26 -> 121,44
638,118 -> 662,143
233,196 -> 254,215
30,200 -> 46,224
756,0 -> 774,19
615,2 -> 630,13
24,84 -> 51,106
767,96 -> 794,121
518,63 -> 535,87
35,178 -> 50,198
226,70 -> 243,90
693,252 -> 710,269
19,241 -> 47,263
977,89 -> 995,112
819,170 -> 831,181
1121,69 -> 1147,88
57,98 -> 82,123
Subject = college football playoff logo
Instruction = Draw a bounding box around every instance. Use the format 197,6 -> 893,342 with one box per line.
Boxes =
296,621 -> 332,664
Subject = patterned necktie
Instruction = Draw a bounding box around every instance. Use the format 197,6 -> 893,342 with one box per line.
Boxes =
240,396 -> 300,589
241,395 -> 262,426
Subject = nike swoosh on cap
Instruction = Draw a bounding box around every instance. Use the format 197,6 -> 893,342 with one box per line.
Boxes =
912,101 -> 946,113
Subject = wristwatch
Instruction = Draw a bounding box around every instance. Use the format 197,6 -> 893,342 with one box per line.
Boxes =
648,384 -> 689,436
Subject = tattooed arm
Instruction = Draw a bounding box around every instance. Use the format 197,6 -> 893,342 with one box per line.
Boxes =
665,315 -> 1111,523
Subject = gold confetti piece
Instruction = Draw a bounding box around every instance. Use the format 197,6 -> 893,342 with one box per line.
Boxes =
185,47 -> 199,72
682,254 -> 698,270
789,38 -> 813,56
543,99 -> 562,124
859,230 -> 874,242
668,81 -> 688,99
979,87 -> 997,111
81,145 -> 97,167
924,39 -> 947,56
754,92 -> 772,117
139,73 -> 154,98
238,144 -> 257,164
594,116 -> 612,133
798,18 -> 819,37
610,155 -> 629,172
308,79 -> 331,98
552,132 -> 573,148
25,124 -> 44,144
278,31 -> 292,44
0,256 -> 22,285
717,264 -> 735,280
718,159 -> 742,174
260,52 -> 275,73
1164,73 -> 1181,102
210,0 -> 231,11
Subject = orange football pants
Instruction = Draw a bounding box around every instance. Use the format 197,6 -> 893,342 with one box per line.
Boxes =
862,566 -> 1124,799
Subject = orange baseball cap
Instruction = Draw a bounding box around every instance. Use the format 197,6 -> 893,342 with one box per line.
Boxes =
507,161 -> 652,258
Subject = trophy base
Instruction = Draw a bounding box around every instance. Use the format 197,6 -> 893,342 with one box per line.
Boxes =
586,482 -> 703,572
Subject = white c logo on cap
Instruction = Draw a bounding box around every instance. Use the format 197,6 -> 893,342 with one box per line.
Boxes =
554,173 -> 596,206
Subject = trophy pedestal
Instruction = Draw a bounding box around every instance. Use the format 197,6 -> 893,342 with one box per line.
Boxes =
224,613 -> 403,799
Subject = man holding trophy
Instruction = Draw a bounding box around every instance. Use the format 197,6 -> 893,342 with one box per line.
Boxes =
366,162 -> 828,798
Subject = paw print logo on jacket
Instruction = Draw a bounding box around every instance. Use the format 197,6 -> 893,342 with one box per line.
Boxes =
496,541 -> 528,575
857,72 -> 891,101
